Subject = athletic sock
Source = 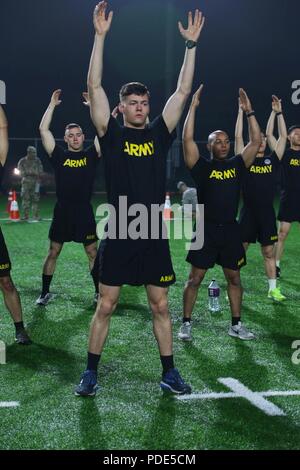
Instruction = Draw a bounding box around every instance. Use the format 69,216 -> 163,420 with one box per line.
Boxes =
183,317 -> 191,324
14,321 -> 24,333
42,274 -> 53,297
268,279 -> 276,291
87,352 -> 101,372
232,316 -> 241,326
276,260 -> 280,268
160,355 -> 174,374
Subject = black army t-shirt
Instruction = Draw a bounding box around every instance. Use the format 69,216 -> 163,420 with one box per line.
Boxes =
50,145 -> 99,203
242,152 -> 280,208
99,115 -> 175,210
190,155 -> 245,224
280,149 -> 300,199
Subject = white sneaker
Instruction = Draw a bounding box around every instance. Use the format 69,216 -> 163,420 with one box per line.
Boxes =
228,321 -> 255,341
178,322 -> 192,341
36,293 -> 53,306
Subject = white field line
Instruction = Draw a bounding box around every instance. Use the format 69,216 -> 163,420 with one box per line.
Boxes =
0,402 -> 19,408
177,377 -> 300,416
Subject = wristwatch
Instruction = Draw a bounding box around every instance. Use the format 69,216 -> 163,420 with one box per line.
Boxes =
185,40 -> 197,49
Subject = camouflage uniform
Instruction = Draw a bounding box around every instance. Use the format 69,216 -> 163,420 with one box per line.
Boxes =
17,146 -> 43,220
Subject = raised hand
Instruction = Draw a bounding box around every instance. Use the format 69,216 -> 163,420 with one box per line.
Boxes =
93,1 -> 113,36
272,95 -> 282,113
82,92 -> 90,107
178,9 -> 205,42
111,105 -> 119,118
191,84 -> 204,108
50,89 -> 62,107
239,88 -> 253,114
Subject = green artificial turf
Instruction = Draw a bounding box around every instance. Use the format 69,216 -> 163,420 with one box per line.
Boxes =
0,195 -> 299,450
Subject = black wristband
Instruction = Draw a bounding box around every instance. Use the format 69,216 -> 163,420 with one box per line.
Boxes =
185,40 -> 197,49
246,111 -> 255,118
276,112 -> 283,116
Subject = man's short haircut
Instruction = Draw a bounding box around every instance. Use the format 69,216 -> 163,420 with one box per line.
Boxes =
177,181 -> 186,190
208,130 -> 228,145
27,146 -> 36,153
65,123 -> 83,134
288,125 -> 300,135
119,82 -> 150,102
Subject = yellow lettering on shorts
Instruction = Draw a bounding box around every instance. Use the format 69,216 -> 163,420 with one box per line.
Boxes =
160,274 -> 174,283
0,263 -> 10,270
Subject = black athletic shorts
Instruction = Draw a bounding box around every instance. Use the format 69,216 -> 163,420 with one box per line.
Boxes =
186,221 -> 246,271
92,237 -> 176,287
0,228 -> 11,277
49,202 -> 97,245
278,195 -> 300,223
239,205 -> 278,246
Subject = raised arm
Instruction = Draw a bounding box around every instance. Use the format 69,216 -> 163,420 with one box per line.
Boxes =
39,89 -> 62,156
266,109 -> 277,152
234,99 -> 245,155
82,91 -> 102,157
239,89 -> 261,168
266,95 -> 287,160
0,105 -> 8,166
88,1 -> 113,137
163,9 -> 205,133
182,85 -> 203,170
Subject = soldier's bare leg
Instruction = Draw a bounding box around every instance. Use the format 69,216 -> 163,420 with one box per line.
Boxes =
84,241 -> 98,271
43,241 -> 63,275
36,241 -> 64,304
0,275 -> 32,344
84,241 -> 99,300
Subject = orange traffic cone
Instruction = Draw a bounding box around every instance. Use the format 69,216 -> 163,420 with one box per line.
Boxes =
6,189 -> 13,213
10,191 -> 20,222
163,192 -> 173,220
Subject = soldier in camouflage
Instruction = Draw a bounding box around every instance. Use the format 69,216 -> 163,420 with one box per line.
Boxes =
17,146 -> 43,221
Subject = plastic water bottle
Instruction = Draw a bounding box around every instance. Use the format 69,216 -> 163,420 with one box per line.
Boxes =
0,340 -> 6,364
208,279 -> 220,312
165,194 -> 171,209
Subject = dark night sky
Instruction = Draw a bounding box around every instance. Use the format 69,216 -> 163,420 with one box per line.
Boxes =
1,0 -> 299,141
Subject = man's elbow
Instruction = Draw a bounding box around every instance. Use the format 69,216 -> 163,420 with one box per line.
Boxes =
251,133 -> 262,146
87,80 -> 100,92
178,85 -> 191,100
182,135 -> 193,144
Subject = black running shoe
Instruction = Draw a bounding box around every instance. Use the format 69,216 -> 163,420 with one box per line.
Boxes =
15,329 -> 32,345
